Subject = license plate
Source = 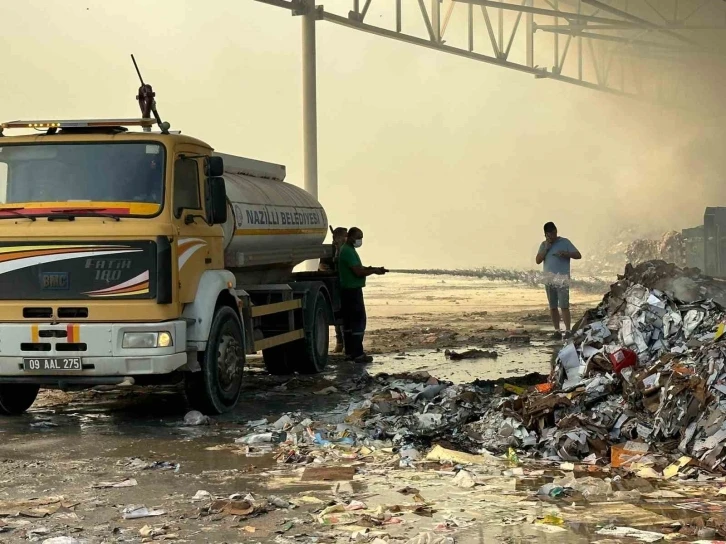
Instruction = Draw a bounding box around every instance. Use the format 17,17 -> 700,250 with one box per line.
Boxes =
23,357 -> 82,372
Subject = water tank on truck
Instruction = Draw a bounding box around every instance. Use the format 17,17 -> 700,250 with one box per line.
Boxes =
215,153 -> 329,284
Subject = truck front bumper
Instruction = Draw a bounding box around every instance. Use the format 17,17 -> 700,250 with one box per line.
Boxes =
0,321 -> 189,381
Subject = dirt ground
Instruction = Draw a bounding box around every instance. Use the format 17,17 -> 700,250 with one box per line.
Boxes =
4,274 -> 694,544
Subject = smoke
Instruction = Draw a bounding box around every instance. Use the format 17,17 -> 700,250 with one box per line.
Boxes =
1,0 -> 725,276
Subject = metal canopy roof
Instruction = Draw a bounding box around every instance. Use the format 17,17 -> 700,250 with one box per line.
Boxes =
257,0 -> 726,110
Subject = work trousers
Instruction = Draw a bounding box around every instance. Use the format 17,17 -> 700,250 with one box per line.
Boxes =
334,325 -> 344,345
341,287 -> 367,359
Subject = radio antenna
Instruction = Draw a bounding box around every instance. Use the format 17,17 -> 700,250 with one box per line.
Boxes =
131,54 -> 170,134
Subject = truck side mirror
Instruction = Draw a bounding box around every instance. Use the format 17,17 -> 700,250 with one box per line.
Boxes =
206,177 -> 228,225
206,156 -> 224,177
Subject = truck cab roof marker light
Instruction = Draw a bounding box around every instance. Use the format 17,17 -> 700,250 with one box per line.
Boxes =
1,119 -> 157,130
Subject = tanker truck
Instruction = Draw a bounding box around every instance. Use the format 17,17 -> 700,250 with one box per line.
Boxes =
0,117 -> 340,415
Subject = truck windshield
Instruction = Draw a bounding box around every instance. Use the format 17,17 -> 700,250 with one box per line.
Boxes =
0,142 -> 165,216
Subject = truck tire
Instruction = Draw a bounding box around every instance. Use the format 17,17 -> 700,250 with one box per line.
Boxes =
262,345 -> 294,376
292,289 -> 330,374
185,305 -> 245,414
0,384 -> 39,415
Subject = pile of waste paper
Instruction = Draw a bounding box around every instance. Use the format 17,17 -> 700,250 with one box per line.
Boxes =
476,260 -> 726,474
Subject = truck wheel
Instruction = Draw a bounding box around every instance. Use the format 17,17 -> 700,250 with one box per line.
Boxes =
185,306 -> 245,414
0,384 -> 39,415
262,345 -> 294,376
293,289 -> 330,374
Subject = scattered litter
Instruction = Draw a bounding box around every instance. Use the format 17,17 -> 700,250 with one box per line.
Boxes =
537,483 -> 567,498
611,442 -> 649,468
0,496 -> 72,518
536,513 -> 564,526
663,456 -> 691,479
675,501 -> 726,514
183,410 -> 211,426
298,495 -> 324,504
139,525 -> 167,538
426,445 -> 497,466
269,496 -> 292,509
192,490 -> 212,502
208,499 -> 255,517
444,349 -> 497,360
42,538 -> 84,544
451,469 -> 476,488
246,418 -> 268,428
595,526 -> 664,542
122,505 -> 167,520
144,461 -> 180,472
92,478 -> 137,489
236,432 -> 287,445
273,415 -> 294,429
30,421 -> 58,429
27,528 -> 50,539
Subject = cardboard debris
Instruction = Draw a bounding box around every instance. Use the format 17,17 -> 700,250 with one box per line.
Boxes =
301,466 -> 356,481
0,496 -> 73,518
208,499 -> 255,516
611,442 -> 649,468
664,456 -> 692,479
675,501 -> 726,514
93,478 -> 138,489
425,445 -> 497,466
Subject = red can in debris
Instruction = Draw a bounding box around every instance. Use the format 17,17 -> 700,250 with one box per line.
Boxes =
608,348 -> 637,374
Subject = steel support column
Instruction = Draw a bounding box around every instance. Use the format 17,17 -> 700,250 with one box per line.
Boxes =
301,0 -> 319,270
301,0 -> 319,201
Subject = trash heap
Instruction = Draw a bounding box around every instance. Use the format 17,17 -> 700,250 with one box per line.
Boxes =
231,261 -> 726,476
482,260 -> 726,472
235,372 -> 497,465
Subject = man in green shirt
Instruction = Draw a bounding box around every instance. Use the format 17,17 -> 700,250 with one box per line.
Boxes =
338,227 -> 387,364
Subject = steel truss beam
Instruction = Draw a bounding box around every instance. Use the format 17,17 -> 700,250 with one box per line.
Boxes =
254,0 -> 726,109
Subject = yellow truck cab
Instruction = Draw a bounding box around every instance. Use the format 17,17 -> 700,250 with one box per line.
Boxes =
0,118 -> 338,415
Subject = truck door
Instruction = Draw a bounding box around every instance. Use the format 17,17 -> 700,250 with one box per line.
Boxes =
173,150 -> 222,303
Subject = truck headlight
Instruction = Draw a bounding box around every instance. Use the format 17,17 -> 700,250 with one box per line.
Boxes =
122,332 -> 173,349
157,331 -> 173,348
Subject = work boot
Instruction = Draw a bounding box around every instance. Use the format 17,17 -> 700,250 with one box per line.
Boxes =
353,354 -> 373,364
563,330 -> 573,339
333,342 -> 344,354
550,331 -> 562,340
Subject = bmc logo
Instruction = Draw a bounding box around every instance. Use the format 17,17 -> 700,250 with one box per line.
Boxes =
41,272 -> 69,290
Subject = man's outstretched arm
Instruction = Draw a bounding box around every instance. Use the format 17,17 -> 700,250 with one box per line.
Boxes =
349,265 -> 386,278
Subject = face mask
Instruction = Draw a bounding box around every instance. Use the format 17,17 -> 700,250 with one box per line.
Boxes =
353,239 -> 363,248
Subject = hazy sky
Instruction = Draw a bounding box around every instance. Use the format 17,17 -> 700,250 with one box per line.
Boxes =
1,0 -> 723,270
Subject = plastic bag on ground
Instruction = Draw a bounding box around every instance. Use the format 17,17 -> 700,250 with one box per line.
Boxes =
553,475 -> 612,498
183,410 -> 210,426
